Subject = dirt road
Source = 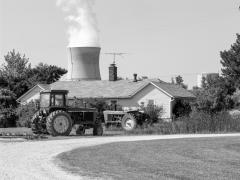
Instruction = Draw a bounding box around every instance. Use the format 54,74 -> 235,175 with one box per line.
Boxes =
1,133 -> 240,180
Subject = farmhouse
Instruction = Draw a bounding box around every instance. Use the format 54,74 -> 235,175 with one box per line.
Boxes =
17,79 -> 195,119
16,48 -> 195,120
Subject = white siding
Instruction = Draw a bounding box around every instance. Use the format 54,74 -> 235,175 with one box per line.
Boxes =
116,84 -> 172,119
19,83 -> 173,119
20,86 -> 42,104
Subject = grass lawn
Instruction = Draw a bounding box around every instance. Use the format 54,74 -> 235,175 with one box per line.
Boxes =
57,137 -> 240,180
0,127 -> 32,136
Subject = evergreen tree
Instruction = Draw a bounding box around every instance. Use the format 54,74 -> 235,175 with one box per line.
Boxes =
221,34 -> 240,88
0,50 -> 31,97
172,75 -> 188,89
0,89 -> 17,127
0,50 -> 67,98
28,63 -> 67,86
191,76 -> 235,113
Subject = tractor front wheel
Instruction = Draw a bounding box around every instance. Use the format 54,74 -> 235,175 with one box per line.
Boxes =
121,113 -> 137,131
46,110 -> 72,136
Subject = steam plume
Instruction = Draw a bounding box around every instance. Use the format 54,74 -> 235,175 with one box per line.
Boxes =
57,0 -> 100,47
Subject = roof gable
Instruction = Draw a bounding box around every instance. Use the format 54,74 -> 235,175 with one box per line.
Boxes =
151,81 -> 195,99
17,84 -> 50,102
38,84 -> 51,90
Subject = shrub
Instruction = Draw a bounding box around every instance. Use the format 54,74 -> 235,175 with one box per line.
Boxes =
16,101 -> 38,127
70,98 -> 112,111
0,107 -> 17,128
125,122 -> 171,135
142,104 -> 163,124
187,110 -> 240,133
188,110 -> 212,132
172,99 -> 192,118
0,88 -> 17,127
89,99 -> 112,112
126,110 -> 240,135
126,121 -> 183,135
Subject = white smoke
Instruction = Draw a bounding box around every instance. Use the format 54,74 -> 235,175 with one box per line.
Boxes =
57,0 -> 100,47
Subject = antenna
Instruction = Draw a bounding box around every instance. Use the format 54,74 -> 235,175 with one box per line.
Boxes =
105,52 -> 128,64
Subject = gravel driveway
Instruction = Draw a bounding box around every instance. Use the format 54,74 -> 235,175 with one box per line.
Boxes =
1,133 -> 240,180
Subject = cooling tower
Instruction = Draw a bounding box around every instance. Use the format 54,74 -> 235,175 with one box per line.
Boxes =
67,47 -> 101,80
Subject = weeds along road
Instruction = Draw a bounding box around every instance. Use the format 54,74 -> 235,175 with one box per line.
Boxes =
1,133 -> 240,180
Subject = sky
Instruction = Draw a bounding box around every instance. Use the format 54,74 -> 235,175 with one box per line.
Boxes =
0,0 -> 240,88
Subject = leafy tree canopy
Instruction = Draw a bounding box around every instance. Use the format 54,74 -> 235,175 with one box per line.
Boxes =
221,34 -> 240,88
0,49 -> 67,98
171,75 -> 188,89
0,88 -> 17,127
0,50 -> 31,97
29,63 -> 67,86
191,75 -> 235,113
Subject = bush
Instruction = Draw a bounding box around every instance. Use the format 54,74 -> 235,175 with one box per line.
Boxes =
126,110 -> 240,135
185,111 -> 240,133
142,104 -> 163,124
16,101 -> 38,127
125,122 -> 170,135
0,88 -> 17,127
172,99 -> 192,118
0,107 -> 17,128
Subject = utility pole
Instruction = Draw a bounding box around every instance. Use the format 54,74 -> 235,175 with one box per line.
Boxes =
105,52 -> 128,64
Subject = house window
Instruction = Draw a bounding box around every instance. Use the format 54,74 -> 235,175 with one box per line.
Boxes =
148,99 -> 154,105
55,94 -> 64,106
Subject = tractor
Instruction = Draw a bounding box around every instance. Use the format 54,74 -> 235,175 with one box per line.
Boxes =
103,109 -> 149,131
31,90 -> 103,136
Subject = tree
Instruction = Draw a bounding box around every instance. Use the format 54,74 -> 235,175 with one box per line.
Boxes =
172,99 -> 192,118
28,63 -> 67,86
16,101 -> 38,127
0,50 -> 67,98
172,75 -> 188,89
0,50 -> 32,97
191,75 -> 235,113
221,34 -> 240,88
0,89 -> 17,127
175,75 -> 183,85
0,50 -> 67,127
190,33 -> 240,113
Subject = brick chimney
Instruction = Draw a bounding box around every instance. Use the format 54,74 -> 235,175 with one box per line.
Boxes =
109,63 -> 117,81
133,73 -> 138,82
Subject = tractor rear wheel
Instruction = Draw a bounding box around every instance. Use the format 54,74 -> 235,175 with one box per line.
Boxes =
121,113 -> 137,131
46,110 -> 72,136
93,124 -> 103,136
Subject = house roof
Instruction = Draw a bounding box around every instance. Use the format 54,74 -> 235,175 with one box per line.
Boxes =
17,80 -> 195,103
38,84 -> 50,90
51,80 -> 195,99
151,81 -> 195,99
51,80 -> 150,99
